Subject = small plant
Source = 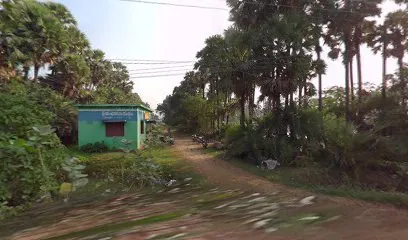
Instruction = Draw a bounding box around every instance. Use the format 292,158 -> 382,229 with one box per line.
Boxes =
60,157 -> 88,200
145,124 -> 173,148
80,141 -> 108,153
0,201 -> 24,220
120,138 -> 133,153
61,157 -> 89,189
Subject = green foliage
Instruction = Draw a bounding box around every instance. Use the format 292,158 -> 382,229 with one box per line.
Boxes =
0,82 -> 53,140
1,0 -> 143,106
224,125 -> 242,145
0,0 -> 149,211
80,141 -> 109,153
61,157 -> 88,190
145,123 -> 171,148
322,114 -> 356,169
0,81 -> 71,205
224,124 -> 252,158
1,80 -> 77,140
93,87 -> 142,105
0,125 -> 66,206
83,153 -> 168,189
181,95 -> 213,133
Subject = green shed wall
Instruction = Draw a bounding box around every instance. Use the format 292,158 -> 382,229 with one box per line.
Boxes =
77,107 -> 148,150
78,121 -> 139,150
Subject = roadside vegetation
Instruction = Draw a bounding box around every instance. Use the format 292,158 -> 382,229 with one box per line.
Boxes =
0,121 -> 188,220
0,0 -> 162,219
158,0 -> 408,203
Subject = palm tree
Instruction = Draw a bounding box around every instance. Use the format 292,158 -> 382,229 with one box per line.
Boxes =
384,11 -> 408,104
350,0 -> 381,103
349,54 -> 355,101
365,21 -> 389,99
86,49 -> 108,91
354,24 -> 364,102
0,0 -> 70,81
385,11 -> 408,76
325,0 -> 380,122
314,44 -> 327,112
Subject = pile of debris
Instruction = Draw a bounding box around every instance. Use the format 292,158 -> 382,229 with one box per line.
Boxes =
192,134 -> 208,148
192,134 -> 225,150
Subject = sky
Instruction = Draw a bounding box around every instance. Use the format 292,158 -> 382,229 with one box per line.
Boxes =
55,0 -> 403,109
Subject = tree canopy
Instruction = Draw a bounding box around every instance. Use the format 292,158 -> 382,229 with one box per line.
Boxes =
158,0 -> 408,178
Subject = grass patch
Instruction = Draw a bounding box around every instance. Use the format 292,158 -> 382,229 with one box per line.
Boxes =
227,158 -> 408,207
45,211 -> 185,240
68,141 -> 202,184
203,148 -> 226,158
69,145 -> 202,188
145,147 -> 204,183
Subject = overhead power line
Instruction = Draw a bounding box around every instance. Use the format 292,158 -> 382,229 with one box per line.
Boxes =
109,58 -> 195,63
120,0 -> 407,17
120,0 -> 228,11
121,61 -> 194,65
128,68 -> 236,79
129,73 -> 186,78
127,64 -> 194,71
129,68 -> 191,74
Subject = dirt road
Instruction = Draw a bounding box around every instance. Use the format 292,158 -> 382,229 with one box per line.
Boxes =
4,137 -> 408,240
173,136 -> 408,240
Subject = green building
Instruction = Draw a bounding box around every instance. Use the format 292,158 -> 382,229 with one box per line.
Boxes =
76,104 -> 152,150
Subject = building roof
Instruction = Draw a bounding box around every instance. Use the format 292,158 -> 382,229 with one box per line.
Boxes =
75,104 -> 152,112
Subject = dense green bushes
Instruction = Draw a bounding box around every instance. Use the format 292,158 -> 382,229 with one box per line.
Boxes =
0,82 -> 71,205
0,126 -> 67,205
83,154 -> 168,189
223,91 -> 408,193
80,141 -> 109,153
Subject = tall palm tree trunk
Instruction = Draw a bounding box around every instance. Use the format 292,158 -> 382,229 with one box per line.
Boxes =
248,84 -> 255,121
349,58 -> 355,101
34,64 -> 40,82
239,94 -> 245,128
289,91 -> 294,107
356,44 -> 363,103
23,66 -> 29,81
344,0 -> 352,124
382,41 -> 387,100
398,57 -> 406,107
298,85 -> 302,107
398,57 -> 403,75
345,61 -> 351,123
317,49 -> 323,111
303,80 -> 308,107
202,84 -> 205,99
